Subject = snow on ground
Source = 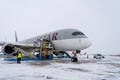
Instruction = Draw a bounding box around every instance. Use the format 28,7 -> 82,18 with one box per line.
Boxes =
0,55 -> 120,80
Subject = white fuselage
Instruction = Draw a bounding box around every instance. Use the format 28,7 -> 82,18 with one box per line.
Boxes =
18,29 -> 91,51
1,29 -> 92,55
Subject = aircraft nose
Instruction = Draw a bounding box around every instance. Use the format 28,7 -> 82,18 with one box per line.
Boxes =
80,38 -> 92,49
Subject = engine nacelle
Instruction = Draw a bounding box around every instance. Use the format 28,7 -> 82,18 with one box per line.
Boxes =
1,43 -> 15,55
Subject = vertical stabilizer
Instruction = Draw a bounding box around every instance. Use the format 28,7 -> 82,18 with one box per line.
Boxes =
15,31 -> 18,42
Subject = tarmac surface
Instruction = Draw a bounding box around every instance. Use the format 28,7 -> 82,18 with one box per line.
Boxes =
0,55 -> 120,80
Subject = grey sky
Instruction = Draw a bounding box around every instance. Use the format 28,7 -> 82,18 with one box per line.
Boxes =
0,0 -> 120,54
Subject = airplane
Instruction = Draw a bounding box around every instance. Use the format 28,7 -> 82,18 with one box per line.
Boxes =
0,28 -> 91,62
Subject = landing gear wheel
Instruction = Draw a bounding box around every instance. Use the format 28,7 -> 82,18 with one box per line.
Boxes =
71,57 -> 78,62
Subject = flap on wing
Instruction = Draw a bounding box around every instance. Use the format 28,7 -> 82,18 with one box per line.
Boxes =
14,43 -> 40,48
14,43 -> 40,53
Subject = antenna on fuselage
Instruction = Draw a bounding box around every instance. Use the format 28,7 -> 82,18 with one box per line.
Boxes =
15,31 -> 18,42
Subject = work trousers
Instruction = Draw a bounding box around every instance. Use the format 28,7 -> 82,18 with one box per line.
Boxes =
17,58 -> 21,64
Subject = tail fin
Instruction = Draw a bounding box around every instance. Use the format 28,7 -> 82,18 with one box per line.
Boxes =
15,31 -> 18,42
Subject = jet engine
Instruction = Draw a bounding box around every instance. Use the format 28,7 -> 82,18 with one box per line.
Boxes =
1,43 -> 16,55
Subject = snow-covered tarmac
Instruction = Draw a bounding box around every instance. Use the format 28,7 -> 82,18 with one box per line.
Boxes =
0,55 -> 120,80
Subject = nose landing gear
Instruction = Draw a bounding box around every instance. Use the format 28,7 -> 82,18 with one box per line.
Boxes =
71,50 -> 80,62
71,57 -> 78,62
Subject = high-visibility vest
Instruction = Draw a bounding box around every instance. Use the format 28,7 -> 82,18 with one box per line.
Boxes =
17,53 -> 22,58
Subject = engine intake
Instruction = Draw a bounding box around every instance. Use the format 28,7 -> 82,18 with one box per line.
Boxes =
2,43 -> 15,54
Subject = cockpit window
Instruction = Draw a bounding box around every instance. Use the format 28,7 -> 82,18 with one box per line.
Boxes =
72,32 -> 85,36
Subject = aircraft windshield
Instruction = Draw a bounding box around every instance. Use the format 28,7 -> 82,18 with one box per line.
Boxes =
72,32 -> 85,36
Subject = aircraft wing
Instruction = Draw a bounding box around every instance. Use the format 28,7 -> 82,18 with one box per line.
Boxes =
14,43 -> 40,53
0,41 -> 39,51
0,41 -> 40,58
14,43 -> 40,58
14,43 -> 38,49
0,41 -> 6,46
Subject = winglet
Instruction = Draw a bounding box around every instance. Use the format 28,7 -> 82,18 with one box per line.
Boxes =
15,31 -> 18,42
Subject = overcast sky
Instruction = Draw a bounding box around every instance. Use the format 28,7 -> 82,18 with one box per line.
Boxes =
0,0 -> 120,54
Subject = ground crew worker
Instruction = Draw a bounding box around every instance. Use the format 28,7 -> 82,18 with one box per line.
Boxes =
42,50 -> 47,59
17,51 -> 22,64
